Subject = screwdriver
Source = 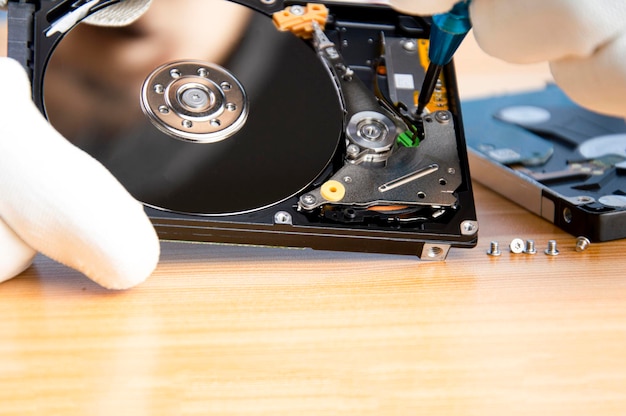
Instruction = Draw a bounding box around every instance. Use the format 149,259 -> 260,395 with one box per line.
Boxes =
416,0 -> 472,116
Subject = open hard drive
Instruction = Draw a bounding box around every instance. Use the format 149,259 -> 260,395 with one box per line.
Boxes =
7,0 -> 478,260
464,84 -> 626,242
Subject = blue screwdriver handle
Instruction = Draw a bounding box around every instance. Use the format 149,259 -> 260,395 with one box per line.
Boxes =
428,0 -> 473,66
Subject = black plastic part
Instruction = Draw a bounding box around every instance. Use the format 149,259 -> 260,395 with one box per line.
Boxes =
545,190 -> 626,242
7,2 -> 35,79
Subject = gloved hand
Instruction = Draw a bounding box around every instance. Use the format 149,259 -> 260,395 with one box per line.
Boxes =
388,0 -> 626,120
0,0 -> 254,289
0,0 -> 158,289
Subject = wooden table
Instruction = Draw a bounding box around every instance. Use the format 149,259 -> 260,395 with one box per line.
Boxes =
2,181 -> 626,415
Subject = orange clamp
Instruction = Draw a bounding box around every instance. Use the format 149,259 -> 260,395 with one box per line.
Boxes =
272,3 -> 329,39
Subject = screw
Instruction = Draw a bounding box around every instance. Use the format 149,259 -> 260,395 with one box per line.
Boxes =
346,144 -> 360,158
575,236 -> 590,252
274,211 -> 292,225
401,39 -> 417,52
300,194 -> 316,206
435,111 -> 451,123
509,238 -> 524,254
576,196 -> 594,204
544,240 -> 559,256
290,5 -> 305,15
487,241 -> 501,257
359,121 -> 386,142
523,239 -> 537,254
461,220 -> 478,236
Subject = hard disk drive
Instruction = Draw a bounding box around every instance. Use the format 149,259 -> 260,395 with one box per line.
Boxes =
7,0 -> 478,259
464,84 -> 626,242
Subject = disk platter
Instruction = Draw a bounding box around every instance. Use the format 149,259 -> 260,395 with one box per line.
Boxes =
43,0 -> 343,215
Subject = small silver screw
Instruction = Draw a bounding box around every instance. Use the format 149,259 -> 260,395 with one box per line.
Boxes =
401,39 -> 417,52
359,121 -> 385,141
435,111 -> 451,123
461,220 -> 478,236
544,240 -> 559,256
153,84 -> 164,94
197,68 -> 208,77
487,241 -> 501,257
300,194 -> 316,206
509,238 -> 524,254
343,176 -> 353,183
274,211 -> 292,225
182,119 -> 193,128
524,239 -> 537,254
346,144 -> 360,158
576,196 -> 594,204
575,236 -> 590,252
290,5 -> 305,15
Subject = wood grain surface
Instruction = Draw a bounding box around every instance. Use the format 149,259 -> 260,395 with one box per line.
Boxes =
2,183 -> 626,416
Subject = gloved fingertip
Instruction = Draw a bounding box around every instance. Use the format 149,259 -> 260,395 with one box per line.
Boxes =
73,203 -> 162,290
550,32 -> 626,120
387,0 -> 459,15
84,0 -> 152,27
93,233 -> 161,290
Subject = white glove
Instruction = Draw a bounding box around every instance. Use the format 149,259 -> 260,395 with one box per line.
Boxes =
84,0 -> 151,26
380,0 -> 457,15
0,0 -> 151,21
388,0 -> 626,119
0,58 -> 160,289
0,1 -> 158,289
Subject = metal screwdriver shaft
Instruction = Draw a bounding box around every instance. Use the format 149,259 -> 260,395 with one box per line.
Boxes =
416,0 -> 472,116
